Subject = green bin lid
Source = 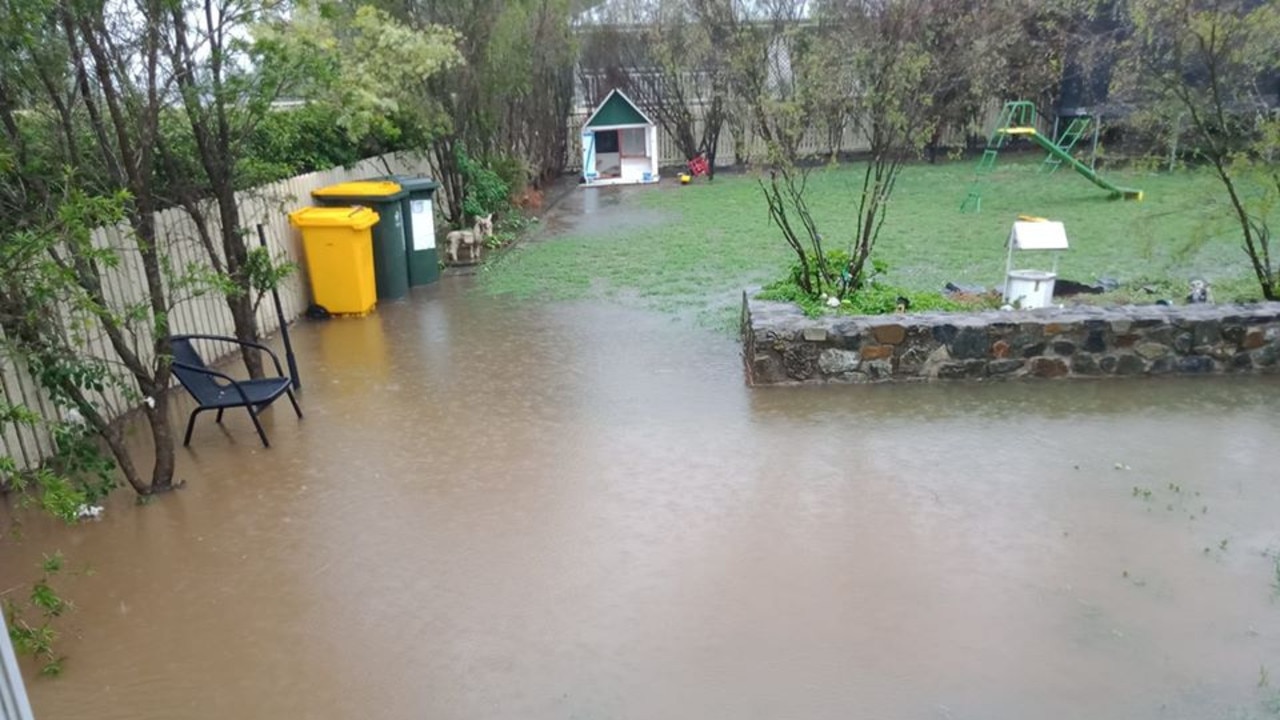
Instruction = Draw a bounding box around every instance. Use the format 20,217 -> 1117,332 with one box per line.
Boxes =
377,175 -> 439,193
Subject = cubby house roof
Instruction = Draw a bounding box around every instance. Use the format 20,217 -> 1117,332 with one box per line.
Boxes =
584,89 -> 654,129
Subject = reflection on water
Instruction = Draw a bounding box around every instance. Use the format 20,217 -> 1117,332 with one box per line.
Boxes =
3,271 -> 1280,720
532,184 -> 669,240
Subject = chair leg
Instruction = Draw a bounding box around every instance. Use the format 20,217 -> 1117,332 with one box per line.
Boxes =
183,409 -> 201,447
248,406 -> 270,448
215,408 -> 224,424
286,389 -> 303,419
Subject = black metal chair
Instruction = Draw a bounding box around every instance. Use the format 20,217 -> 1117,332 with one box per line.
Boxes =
170,334 -> 302,448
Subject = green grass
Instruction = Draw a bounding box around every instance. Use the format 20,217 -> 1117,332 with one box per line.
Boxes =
481,156 -> 1275,331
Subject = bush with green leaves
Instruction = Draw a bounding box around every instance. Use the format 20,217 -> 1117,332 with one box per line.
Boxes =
759,255 -> 976,318
456,144 -> 510,220
238,105 -> 433,189
153,104 -> 431,194
483,214 -> 537,251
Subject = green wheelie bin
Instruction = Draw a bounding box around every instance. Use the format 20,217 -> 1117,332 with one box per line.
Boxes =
311,181 -> 409,301
374,175 -> 442,286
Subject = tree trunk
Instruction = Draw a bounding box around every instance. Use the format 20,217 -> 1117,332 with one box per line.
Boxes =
215,187 -> 264,378
143,393 -> 176,493
228,292 -> 264,377
102,424 -> 148,495
431,137 -> 465,224
702,99 -> 725,181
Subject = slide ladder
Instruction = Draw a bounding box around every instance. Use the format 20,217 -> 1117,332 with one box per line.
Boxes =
1041,116 -> 1091,173
960,101 -> 1037,213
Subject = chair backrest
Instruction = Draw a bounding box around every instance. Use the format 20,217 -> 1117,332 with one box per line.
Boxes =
170,338 -> 223,403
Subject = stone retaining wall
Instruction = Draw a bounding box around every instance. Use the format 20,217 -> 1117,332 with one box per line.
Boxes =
741,294 -> 1280,385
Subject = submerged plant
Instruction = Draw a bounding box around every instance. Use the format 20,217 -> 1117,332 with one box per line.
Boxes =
5,552 -> 71,676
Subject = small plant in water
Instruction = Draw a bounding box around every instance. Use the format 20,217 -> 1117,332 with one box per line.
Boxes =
5,552 -> 71,676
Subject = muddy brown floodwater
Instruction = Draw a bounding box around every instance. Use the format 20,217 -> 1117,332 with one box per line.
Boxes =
4,190 -> 1280,720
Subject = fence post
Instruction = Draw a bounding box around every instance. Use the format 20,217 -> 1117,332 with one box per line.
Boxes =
1,613 -> 36,720
257,224 -> 300,390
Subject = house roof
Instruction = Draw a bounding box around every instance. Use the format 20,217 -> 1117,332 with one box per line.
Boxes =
584,89 -> 654,128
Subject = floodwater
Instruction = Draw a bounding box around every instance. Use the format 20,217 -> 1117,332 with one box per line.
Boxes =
4,187 -> 1280,720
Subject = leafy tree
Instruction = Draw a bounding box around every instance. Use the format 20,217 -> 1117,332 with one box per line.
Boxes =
742,0 -> 1106,301
254,0 -> 461,143
747,0 -> 949,299
1116,0 -> 1280,299
580,0 -> 728,177
254,0 -> 470,217
155,0 -> 293,378
153,0 -> 453,378
691,0 -> 809,162
915,0 -> 1003,162
985,0 -> 1119,121
377,0 -> 575,223
236,104 -> 425,183
0,0 -> 184,493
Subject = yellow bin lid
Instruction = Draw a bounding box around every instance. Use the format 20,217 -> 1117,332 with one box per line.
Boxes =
288,206 -> 380,230
311,180 -> 403,198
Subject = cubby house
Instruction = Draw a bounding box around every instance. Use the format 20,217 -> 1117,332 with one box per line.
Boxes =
579,89 -> 659,187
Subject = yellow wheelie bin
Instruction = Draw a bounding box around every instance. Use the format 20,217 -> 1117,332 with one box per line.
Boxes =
311,181 -> 409,301
288,206 -> 380,316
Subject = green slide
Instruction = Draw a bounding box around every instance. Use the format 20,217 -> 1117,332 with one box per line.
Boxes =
1000,127 -> 1143,201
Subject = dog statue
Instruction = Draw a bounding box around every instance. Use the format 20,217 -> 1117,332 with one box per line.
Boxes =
446,214 -> 493,264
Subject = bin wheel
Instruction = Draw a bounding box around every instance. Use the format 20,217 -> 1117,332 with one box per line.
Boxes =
305,304 -> 331,320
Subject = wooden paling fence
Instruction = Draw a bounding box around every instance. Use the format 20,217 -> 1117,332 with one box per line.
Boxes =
0,152 -> 435,471
566,100 -> 1006,171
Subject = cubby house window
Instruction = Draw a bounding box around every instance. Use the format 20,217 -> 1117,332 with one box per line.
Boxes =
620,128 -> 647,157
595,130 -> 619,154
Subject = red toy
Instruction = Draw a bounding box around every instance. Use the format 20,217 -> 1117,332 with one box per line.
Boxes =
686,153 -> 709,178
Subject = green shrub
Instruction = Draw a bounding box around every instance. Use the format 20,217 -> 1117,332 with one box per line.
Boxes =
760,256 -> 980,317
234,104 -> 430,190
239,105 -> 362,187
456,144 -> 510,218
487,153 -> 529,199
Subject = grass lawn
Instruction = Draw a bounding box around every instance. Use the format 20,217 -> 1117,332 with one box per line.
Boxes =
481,155 -> 1275,332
